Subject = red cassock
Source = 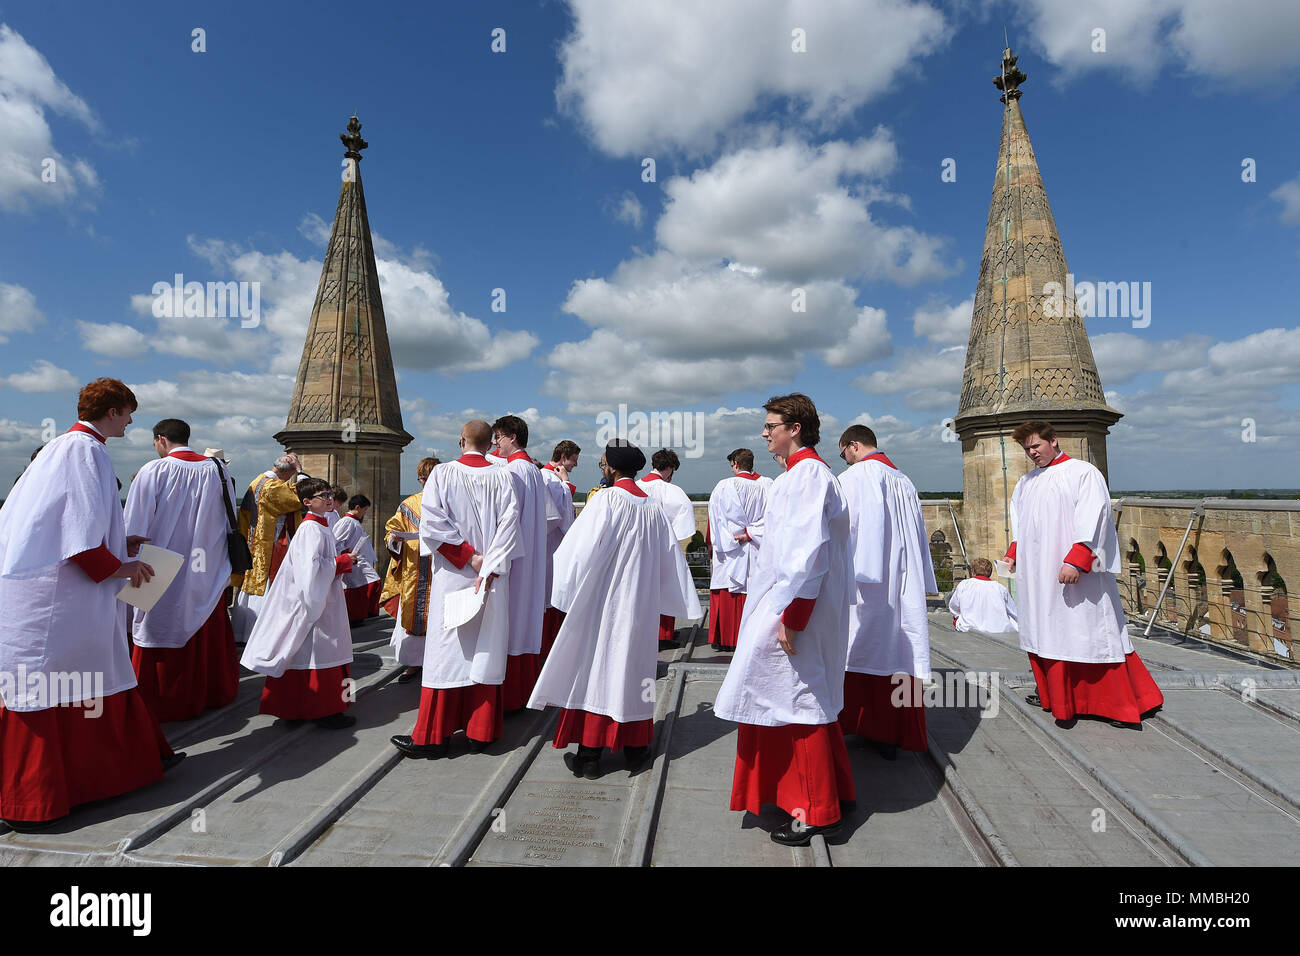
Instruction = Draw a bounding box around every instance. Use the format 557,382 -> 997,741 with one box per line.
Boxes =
540,607 -> 566,660
344,581 -> 383,623
707,589 -> 746,650
1027,652 -> 1164,724
131,599 -> 239,723
838,672 -> 928,751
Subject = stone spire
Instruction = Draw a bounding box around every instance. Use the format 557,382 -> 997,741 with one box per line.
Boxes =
952,48 -> 1122,566
275,115 -> 413,548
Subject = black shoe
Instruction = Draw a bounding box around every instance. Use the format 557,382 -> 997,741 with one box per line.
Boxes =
770,818 -> 842,847
659,639 -> 682,650
391,734 -> 448,759
624,745 -> 651,772
467,738 -> 491,754
1025,693 -> 1042,707
1054,717 -> 1077,729
564,750 -> 600,779
396,667 -> 420,685
871,741 -> 899,761
315,713 -> 356,730
1104,717 -> 1142,730
3,816 -> 66,833
161,751 -> 187,773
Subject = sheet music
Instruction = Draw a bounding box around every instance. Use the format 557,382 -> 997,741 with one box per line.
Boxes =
116,544 -> 185,611
443,583 -> 488,630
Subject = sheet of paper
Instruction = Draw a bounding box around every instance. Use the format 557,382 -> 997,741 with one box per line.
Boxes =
443,583 -> 488,630
993,558 -> 1015,579
117,544 -> 185,611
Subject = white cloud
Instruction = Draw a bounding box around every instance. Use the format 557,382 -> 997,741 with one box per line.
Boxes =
1271,172 -> 1300,226
0,24 -> 101,211
2,359 -> 77,393
127,371 -> 296,422
605,192 -> 645,228
822,306 -> 892,369
656,135 -> 957,285
113,234 -> 538,377
0,282 -> 44,342
556,0 -> 950,156
546,250 -> 893,408
1159,326 -> 1300,396
1090,331 -> 1210,385
1010,0 -> 1300,87
911,296 -> 973,345
546,327 -> 793,409
852,344 -> 966,396
76,319 -> 149,358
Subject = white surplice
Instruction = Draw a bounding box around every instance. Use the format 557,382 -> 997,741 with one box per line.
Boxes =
528,481 -> 701,723
124,449 -> 235,648
419,455 -> 522,689
949,577 -> 1019,633
332,514 -> 381,589
239,518 -> 352,678
638,473 -> 697,543
707,474 -> 767,593
502,453 -> 554,657
714,449 -> 853,727
1009,455 -> 1129,663
540,464 -> 576,608
0,426 -> 137,709
840,456 -> 936,679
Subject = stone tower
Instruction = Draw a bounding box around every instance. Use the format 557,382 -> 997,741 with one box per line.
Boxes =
275,115 -> 412,551
953,48 -> 1122,566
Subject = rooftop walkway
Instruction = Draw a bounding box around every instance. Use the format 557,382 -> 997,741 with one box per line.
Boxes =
3,608 -> 1297,867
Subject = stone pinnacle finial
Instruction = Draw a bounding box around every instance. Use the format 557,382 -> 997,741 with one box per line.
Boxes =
341,114 -> 368,161
993,46 -> 1026,103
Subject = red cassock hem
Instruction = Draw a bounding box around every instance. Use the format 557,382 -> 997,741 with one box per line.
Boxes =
1028,652 -> 1165,723
730,722 -> 855,827
552,709 -> 653,752
838,672 -> 928,751
411,684 -> 502,745
658,614 -> 675,642
502,653 -> 542,712
259,663 -> 351,720
0,688 -> 173,822
344,581 -> 383,622
131,599 -> 239,723
540,607 -> 566,660
707,589 -> 746,649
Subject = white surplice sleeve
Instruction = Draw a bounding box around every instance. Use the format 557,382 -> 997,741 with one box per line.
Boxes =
1072,463 -> 1122,573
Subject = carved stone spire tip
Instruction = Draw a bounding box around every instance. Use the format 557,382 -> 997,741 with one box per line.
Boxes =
341,115 -> 368,160
993,46 -> 1027,103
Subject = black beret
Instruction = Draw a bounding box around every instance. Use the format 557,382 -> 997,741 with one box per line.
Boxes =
604,440 -> 646,476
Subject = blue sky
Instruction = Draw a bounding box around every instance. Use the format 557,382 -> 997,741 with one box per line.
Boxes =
2,0 -> 1299,495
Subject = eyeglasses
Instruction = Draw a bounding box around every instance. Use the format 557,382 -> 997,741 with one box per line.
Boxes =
760,421 -> 791,435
